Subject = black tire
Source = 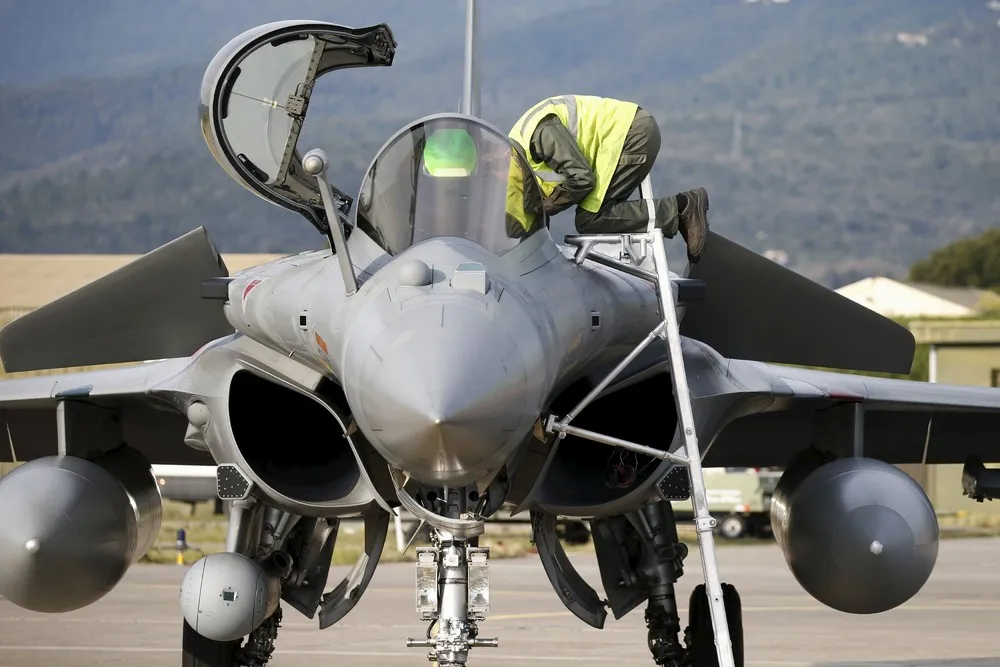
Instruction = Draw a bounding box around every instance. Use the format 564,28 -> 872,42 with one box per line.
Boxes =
718,515 -> 746,540
182,620 -> 241,667
686,583 -> 744,667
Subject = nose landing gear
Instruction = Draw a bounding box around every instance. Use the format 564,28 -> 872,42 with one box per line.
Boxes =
404,485 -> 499,666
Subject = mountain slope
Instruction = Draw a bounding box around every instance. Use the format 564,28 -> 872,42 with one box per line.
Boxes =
0,0 -> 998,286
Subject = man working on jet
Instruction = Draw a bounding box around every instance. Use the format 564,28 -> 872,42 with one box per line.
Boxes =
508,95 -> 709,263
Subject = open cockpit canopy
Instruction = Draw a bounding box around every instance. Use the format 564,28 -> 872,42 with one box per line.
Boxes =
199,20 -> 396,235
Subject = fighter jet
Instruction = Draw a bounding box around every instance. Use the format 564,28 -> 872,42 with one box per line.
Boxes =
2,5 -> 1000,667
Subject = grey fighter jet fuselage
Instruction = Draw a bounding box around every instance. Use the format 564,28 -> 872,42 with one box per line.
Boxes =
226,228 -> 661,489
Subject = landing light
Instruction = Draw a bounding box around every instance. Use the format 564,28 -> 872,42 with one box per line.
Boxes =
416,548 -> 438,615
467,547 -> 490,613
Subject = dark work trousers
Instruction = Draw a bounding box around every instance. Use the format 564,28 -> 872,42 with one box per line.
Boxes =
575,108 -> 680,236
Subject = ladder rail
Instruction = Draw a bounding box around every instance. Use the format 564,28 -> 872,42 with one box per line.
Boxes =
639,175 -> 736,667
545,180 -> 737,667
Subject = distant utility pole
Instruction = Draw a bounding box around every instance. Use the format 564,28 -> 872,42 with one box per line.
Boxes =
729,110 -> 744,162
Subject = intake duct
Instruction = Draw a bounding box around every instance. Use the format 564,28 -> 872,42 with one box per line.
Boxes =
228,370 -> 362,505
532,373 -> 678,511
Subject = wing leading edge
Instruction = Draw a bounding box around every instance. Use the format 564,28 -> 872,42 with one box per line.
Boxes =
573,336 -> 1000,472
704,361 -> 1000,468
0,359 -> 210,465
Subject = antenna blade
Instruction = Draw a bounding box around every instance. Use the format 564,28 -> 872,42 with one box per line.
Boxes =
462,0 -> 480,117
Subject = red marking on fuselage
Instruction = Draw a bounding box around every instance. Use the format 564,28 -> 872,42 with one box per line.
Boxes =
315,332 -> 329,355
242,279 -> 263,305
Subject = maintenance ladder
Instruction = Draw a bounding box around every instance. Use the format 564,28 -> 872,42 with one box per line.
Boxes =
544,175 -> 737,667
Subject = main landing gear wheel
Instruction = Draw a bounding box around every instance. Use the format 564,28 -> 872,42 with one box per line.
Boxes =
685,583 -> 744,667
182,620 -> 239,667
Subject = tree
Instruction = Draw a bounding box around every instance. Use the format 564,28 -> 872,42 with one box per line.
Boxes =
908,228 -> 1000,289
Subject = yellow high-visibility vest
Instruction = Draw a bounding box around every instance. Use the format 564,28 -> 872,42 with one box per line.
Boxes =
509,95 -> 638,213
504,146 -> 543,238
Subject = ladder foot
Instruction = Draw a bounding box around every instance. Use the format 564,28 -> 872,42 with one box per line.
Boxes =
684,583 -> 744,667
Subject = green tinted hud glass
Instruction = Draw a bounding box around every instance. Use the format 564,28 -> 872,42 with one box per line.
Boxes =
422,128 -> 479,177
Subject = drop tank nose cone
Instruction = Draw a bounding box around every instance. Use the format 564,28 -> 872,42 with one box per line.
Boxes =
774,456 -> 938,615
0,455 -> 160,613
0,465 -> 125,612
355,303 -> 536,485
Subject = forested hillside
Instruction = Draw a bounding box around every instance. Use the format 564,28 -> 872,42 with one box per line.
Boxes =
1,0 -> 998,286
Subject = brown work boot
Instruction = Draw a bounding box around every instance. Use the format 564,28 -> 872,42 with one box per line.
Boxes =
678,187 -> 709,264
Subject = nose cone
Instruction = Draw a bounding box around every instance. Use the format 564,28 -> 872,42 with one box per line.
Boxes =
352,302 -> 535,485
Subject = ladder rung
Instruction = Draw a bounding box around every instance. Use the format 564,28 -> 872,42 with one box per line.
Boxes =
545,419 -> 690,465
565,238 -> 707,302
564,233 -> 638,246
577,248 -> 657,282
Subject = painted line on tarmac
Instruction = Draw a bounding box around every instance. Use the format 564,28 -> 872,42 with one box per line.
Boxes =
125,584 -> 555,597
742,604 -> 1000,612
125,584 -> 1000,610
492,604 -> 1000,614
488,612 -> 574,621
5,602 -> 1000,628
0,613 -> 574,625
0,646 -> 806,664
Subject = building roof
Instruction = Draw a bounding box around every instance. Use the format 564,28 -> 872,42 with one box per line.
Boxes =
898,281 -> 998,311
0,253 -> 283,310
835,276 -> 1000,318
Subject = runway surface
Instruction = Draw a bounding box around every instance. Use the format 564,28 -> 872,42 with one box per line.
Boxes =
1,538 -> 999,667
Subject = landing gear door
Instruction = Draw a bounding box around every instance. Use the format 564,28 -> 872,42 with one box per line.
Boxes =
199,20 -> 396,235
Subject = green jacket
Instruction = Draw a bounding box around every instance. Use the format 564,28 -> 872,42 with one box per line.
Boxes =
528,115 -> 598,217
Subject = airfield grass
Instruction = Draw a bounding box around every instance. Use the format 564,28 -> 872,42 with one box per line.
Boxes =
145,501 -> 790,566
144,500 -> 611,565
145,499 -> 1000,565
937,512 -> 1000,538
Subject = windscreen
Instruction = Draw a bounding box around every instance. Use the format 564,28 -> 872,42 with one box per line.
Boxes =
354,116 -> 547,256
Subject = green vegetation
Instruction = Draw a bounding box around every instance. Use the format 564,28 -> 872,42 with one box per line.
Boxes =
910,228 -> 1000,290
938,512 -> 1000,539
1,0 -> 999,286
140,501 -> 756,566
141,501 -> 600,565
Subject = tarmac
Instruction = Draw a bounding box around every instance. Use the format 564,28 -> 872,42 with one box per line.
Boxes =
1,538 -> 1000,667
